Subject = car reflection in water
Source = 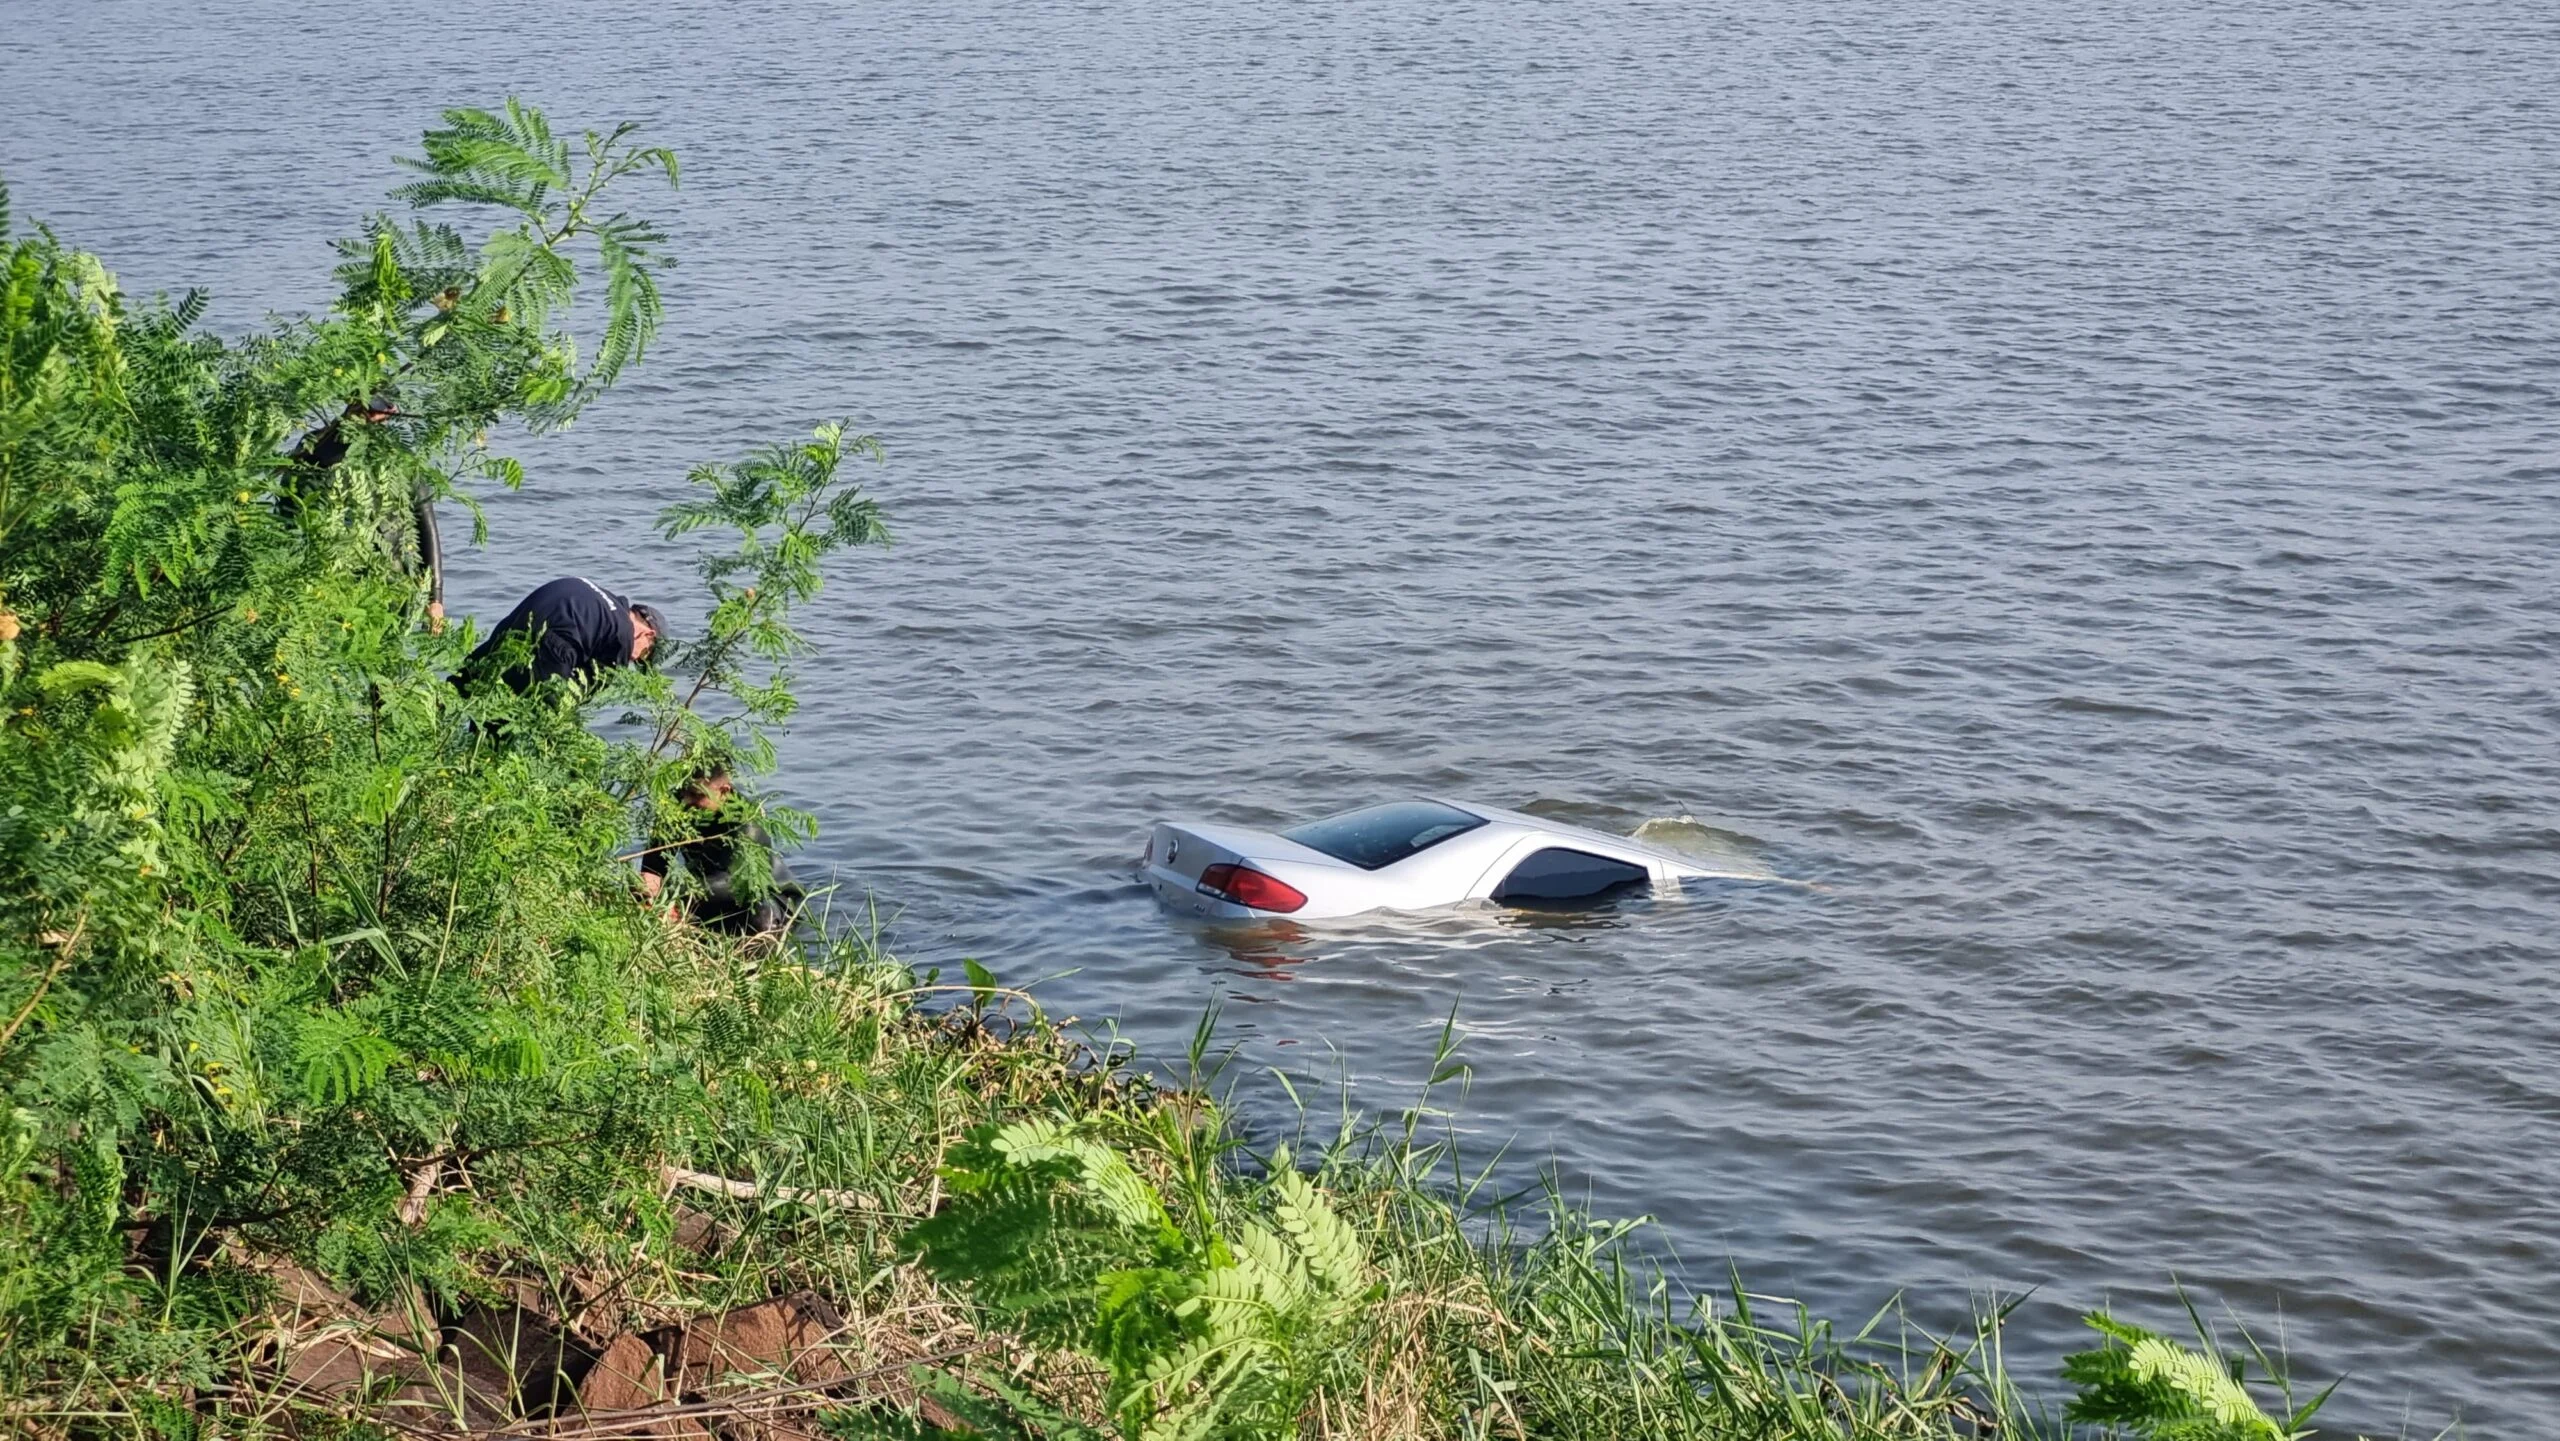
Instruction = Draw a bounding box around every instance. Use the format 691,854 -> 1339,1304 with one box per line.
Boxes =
1192,919 -> 1316,984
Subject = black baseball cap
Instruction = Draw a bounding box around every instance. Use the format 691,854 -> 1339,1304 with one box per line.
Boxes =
628,602 -> 669,657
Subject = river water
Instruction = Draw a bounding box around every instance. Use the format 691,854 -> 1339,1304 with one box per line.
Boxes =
7,0 -> 2556,1430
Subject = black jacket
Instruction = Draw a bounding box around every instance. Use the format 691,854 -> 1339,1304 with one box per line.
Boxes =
463,577 -> 638,694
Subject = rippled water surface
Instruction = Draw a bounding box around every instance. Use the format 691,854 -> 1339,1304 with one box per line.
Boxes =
8,0 -> 2558,1429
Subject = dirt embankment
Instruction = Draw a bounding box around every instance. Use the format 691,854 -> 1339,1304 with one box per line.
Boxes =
234,1222 -> 986,1440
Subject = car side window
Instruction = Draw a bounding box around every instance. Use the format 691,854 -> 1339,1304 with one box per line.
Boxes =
1490,848 -> 1650,904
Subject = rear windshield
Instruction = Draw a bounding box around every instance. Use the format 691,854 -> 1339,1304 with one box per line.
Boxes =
1283,801 -> 1486,871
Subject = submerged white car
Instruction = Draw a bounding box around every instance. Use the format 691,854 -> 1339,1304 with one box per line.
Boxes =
1143,798 -> 1765,921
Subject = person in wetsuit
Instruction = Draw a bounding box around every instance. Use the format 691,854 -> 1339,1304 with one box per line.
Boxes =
284,397 -> 447,627
638,769 -> 804,937
460,577 -> 666,696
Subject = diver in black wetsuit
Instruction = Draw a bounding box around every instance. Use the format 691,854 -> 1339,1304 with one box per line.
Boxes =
639,769 -> 804,937
459,577 -> 666,696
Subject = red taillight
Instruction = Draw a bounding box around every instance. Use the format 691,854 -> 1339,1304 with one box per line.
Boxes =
1197,863 -> 1307,914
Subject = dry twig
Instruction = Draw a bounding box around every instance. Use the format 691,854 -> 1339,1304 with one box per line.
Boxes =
659,1164 -> 880,1213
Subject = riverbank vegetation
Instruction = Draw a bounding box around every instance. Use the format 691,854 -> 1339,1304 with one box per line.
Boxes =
2,103 -> 2364,1440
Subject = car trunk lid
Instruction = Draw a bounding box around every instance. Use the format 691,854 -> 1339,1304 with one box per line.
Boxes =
1145,822 -> 1238,887
1146,821 -> 1344,881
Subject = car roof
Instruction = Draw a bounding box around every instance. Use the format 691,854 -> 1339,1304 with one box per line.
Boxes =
1174,798 -> 1748,879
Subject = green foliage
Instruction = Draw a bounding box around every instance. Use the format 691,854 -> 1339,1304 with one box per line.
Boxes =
901,1123 -> 1370,1441
0,98 -> 883,1411
840,1370 -> 1106,1441
385,98 -> 678,404
1146,1160 -> 1372,1440
638,421 -> 888,775
909,1118 -> 1183,1350
2062,1307 -> 2339,1441
607,419 -> 889,895
292,1010 -> 396,1105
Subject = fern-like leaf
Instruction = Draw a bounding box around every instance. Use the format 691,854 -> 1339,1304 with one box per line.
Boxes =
2065,1310 -> 2284,1440
1133,1329 -> 1260,1441
474,229 -> 578,332
592,214 -> 665,387
392,101 -> 572,213
295,1011 -> 395,1105
2131,1338 -> 2277,1436
988,1117 -> 1173,1235
1268,1167 -> 1367,1304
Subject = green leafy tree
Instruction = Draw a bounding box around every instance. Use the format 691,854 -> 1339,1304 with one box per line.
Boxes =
0,100 -> 880,1411
621,420 -> 889,864
0,102 -> 677,677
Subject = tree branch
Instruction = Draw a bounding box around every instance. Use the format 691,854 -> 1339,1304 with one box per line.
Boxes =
0,911 -> 87,1052
396,1154 -> 446,1226
658,1163 -> 877,1213
102,605 -> 226,648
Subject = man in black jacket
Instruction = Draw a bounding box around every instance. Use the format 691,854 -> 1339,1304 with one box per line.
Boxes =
461,577 -> 666,696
